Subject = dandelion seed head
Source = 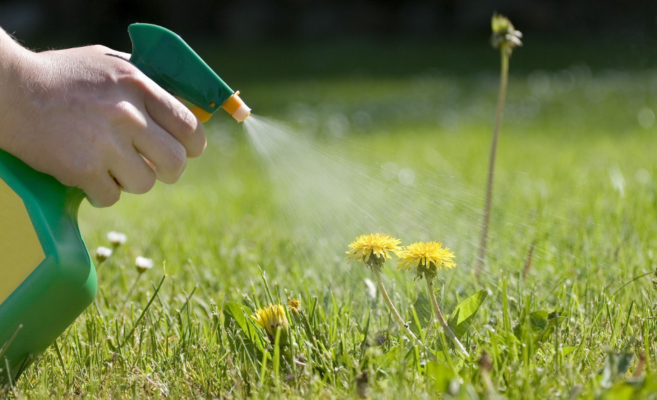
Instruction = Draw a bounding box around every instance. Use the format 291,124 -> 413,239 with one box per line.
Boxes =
135,256 -> 154,274
96,246 -> 112,263
108,231 -> 127,246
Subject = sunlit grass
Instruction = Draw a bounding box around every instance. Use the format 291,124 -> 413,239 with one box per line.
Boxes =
10,58 -> 657,398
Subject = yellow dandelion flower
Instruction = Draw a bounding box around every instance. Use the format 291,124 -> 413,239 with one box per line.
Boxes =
251,304 -> 289,340
346,233 -> 401,268
398,241 -> 456,279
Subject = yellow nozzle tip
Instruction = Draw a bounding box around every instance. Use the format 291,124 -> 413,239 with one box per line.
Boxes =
221,92 -> 251,122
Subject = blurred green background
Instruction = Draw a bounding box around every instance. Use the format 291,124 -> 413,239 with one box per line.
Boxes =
6,1 -> 657,397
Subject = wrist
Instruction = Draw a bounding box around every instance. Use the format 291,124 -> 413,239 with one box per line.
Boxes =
0,28 -> 25,82
0,28 -> 34,151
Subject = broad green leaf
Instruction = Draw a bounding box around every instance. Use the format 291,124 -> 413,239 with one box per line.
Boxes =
448,289 -> 489,338
561,346 -> 577,356
426,361 -> 455,393
409,292 -> 432,337
529,310 -> 549,332
514,310 -> 565,345
600,383 -> 635,400
223,301 -> 265,351
412,292 -> 433,329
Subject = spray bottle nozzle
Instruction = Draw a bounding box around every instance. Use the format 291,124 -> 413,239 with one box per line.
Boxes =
221,91 -> 251,122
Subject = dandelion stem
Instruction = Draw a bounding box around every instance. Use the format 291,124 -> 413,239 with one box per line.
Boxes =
476,47 -> 509,281
374,270 -> 424,349
425,278 -> 469,357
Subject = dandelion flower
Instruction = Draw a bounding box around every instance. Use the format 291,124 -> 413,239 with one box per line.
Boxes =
346,233 -> 401,269
345,234 -> 425,350
251,304 -> 289,341
398,241 -> 456,280
96,246 -> 112,263
135,256 -> 154,274
108,231 -> 127,247
399,241 -> 468,356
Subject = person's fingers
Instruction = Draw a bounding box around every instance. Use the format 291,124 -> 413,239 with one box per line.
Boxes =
132,114 -> 188,184
142,84 -> 207,158
109,146 -> 157,194
82,171 -> 122,208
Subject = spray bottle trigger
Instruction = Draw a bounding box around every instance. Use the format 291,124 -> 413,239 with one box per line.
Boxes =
188,106 -> 213,123
174,96 -> 213,123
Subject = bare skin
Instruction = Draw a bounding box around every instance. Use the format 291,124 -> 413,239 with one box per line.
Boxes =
0,28 -> 207,207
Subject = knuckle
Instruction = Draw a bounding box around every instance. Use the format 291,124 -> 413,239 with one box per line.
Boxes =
89,44 -> 111,54
68,157 -> 97,181
174,107 -> 197,137
110,101 -> 147,130
54,152 -> 98,187
117,68 -> 145,87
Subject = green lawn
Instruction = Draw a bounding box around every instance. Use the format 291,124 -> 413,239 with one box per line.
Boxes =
10,42 -> 657,398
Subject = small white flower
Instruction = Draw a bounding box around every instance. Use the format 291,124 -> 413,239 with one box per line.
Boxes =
96,246 -> 112,263
135,256 -> 154,274
107,231 -> 127,247
364,278 -> 377,300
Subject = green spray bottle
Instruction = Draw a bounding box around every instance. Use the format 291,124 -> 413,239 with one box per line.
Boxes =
0,23 -> 250,383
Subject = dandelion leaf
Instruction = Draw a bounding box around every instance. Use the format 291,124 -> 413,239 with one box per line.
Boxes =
600,382 -> 637,400
409,292 -> 433,337
600,350 -> 634,389
426,361 -> 455,394
448,289 -> 489,339
513,310 -> 565,344
223,301 -> 265,352
412,292 -> 433,329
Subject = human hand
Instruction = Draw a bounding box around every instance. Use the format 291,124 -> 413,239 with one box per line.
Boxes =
0,38 -> 206,207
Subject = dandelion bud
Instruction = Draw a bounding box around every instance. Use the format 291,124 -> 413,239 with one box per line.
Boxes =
96,246 -> 112,263
107,231 -> 127,247
287,298 -> 301,315
135,256 -> 154,274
